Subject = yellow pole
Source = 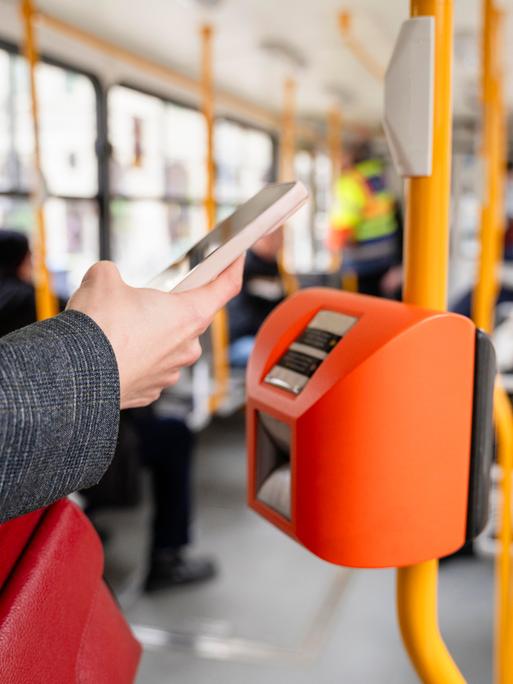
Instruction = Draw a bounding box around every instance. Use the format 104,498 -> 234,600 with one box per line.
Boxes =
494,382 -> 513,684
20,0 -> 58,321
473,0 -> 505,332
327,108 -> 343,278
278,78 -> 299,295
472,3 -> 512,682
397,2 -> 466,682
202,24 -> 216,233
338,11 -> 385,82
34,9 -> 364,143
326,106 -> 356,290
279,78 -> 296,182
327,107 -> 343,182
201,24 -> 229,413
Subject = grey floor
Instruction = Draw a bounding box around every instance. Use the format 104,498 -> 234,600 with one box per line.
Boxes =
97,412 -> 494,684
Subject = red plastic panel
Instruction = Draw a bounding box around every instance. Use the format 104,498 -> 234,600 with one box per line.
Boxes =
0,499 -> 141,683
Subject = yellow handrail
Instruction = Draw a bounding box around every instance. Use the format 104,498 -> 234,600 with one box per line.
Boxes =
200,24 -> 229,414
494,382 -> 513,683
397,1 -> 466,682
473,1 -> 505,333
327,107 -> 343,181
278,78 -> 299,296
327,107 -> 343,276
471,3 -> 512,682
35,10 -> 366,141
338,11 -> 385,82
20,0 -> 58,321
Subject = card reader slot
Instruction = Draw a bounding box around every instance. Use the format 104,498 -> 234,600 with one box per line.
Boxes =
255,412 -> 291,519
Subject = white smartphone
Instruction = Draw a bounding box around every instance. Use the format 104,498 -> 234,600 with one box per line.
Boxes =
148,181 -> 308,293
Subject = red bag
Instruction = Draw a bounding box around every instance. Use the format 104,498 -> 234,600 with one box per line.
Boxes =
0,499 -> 141,683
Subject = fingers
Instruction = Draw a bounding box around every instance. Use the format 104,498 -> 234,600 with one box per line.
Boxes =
175,255 -> 245,334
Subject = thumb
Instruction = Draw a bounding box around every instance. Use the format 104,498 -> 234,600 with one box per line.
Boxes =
175,255 -> 245,321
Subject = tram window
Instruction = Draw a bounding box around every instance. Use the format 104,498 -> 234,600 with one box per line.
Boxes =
111,199 -> 205,287
109,87 -> 207,201
0,196 -> 32,233
44,199 -> 99,294
109,87 -> 166,198
1,55 -> 97,197
215,119 -> 274,206
109,85 -> 276,286
312,151 -> 333,270
165,103 -> 207,200
284,150 -> 315,273
284,148 -> 333,274
109,85 -> 209,285
0,45 -> 100,297
37,63 -> 98,197
0,50 -> 13,191
0,195 -> 99,297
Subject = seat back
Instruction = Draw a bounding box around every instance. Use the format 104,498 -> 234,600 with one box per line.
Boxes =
0,499 -> 141,683
0,509 -> 44,587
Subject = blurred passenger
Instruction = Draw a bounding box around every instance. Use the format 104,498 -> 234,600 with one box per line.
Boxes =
124,408 -> 216,592
0,231 -> 36,337
329,143 -> 402,298
228,230 -> 285,366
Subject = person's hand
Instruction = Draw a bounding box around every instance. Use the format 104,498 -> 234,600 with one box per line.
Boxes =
67,258 -> 244,409
380,265 -> 403,298
252,228 -> 283,262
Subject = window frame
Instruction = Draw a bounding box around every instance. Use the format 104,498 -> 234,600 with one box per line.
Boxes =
214,114 -> 279,208
0,36 -> 110,258
106,81 -> 278,284
109,80 -> 278,205
0,38 -> 280,264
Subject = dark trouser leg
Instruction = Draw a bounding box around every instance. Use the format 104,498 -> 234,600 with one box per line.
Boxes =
357,270 -> 387,298
136,415 -> 193,553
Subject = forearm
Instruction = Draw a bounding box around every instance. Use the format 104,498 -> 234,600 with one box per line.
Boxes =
0,311 -> 120,522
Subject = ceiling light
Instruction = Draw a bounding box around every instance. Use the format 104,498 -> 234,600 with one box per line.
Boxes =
259,39 -> 308,70
323,82 -> 355,105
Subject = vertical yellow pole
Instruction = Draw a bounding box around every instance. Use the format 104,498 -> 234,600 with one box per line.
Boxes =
494,382 -> 513,684
202,24 -> 216,232
201,24 -> 228,413
472,4 -> 513,683
327,107 -> 343,182
397,2 -> 466,683
20,0 -> 58,321
327,106 -> 356,290
402,1 -> 452,309
473,0 -> 505,332
278,78 -> 299,295
327,108 -> 343,277
279,78 -> 296,182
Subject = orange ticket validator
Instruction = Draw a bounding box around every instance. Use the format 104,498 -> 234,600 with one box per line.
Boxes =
247,289 -> 495,568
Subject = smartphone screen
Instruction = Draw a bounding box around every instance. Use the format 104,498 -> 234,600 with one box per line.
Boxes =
149,182 -> 297,292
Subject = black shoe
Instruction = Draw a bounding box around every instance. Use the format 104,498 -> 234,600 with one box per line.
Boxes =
145,550 -> 217,593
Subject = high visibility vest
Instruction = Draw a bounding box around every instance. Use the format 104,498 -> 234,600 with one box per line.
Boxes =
330,159 -> 398,244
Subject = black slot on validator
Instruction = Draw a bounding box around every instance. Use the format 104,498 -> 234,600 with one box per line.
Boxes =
465,329 -> 496,541
255,412 -> 291,519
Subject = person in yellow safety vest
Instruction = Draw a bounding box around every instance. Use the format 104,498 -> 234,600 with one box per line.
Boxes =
329,149 -> 403,298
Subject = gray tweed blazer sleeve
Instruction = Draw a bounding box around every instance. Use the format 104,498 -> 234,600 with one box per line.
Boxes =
0,310 -> 120,523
